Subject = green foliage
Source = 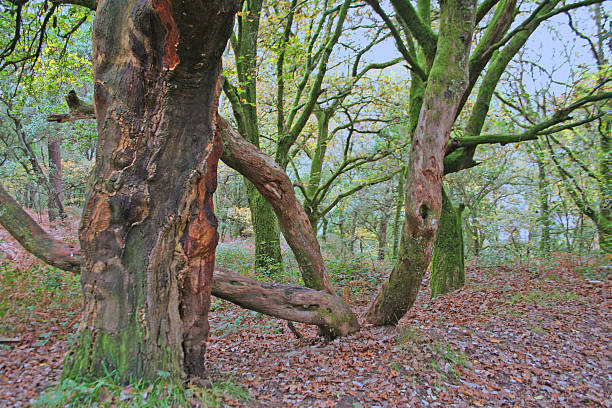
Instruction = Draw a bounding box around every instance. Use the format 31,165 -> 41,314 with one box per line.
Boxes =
509,289 -> 581,306
0,262 -> 80,335
215,243 -> 253,276
326,252 -> 381,288
36,371 -> 250,408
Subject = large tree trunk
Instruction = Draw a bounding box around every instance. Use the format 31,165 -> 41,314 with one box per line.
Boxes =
430,188 -> 465,298
365,0 -> 476,325
47,129 -> 66,221
62,0 -> 239,382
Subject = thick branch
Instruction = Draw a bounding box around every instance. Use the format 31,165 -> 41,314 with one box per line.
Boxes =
0,181 -> 79,272
213,266 -> 359,337
218,115 -> 336,295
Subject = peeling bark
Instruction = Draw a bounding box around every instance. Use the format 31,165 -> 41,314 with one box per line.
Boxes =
62,0 -> 240,382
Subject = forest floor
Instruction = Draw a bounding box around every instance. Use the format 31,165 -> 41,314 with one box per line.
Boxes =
0,213 -> 610,407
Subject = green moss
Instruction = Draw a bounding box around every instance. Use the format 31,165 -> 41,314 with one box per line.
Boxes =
431,188 -> 465,298
62,320 -> 183,384
246,182 -> 283,276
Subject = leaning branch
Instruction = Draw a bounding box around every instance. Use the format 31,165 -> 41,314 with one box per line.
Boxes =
0,181 -> 79,272
218,115 -> 337,295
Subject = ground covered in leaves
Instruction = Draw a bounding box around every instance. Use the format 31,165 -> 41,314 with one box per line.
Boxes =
0,215 -> 610,407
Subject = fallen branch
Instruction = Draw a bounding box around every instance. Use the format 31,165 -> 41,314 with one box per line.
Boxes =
213,266 -> 358,337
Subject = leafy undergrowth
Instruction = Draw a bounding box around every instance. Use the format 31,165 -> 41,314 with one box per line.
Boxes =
0,218 -> 610,406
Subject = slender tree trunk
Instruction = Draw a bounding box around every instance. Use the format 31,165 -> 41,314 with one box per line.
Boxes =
227,0 -> 283,275
47,129 -> 66,221
430,188 -> 465,298
535,144 -> 551,253
14,117 -> 65,217
366,0 -> 476,325
377,215 -> 388,260
247,183 -> 284,275
391,168 -> 405,259
62,0 -> 239,382
321,216 -> 328,242
598,99 -> 611,253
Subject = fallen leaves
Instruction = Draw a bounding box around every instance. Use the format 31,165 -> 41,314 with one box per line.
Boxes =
0,224 -> 610,407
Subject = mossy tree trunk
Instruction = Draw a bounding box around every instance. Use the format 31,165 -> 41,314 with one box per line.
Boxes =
431,187 -> 465,298
391,168 -> 405,259
366,0 -> 476,325
62,0 -> 239,382
534,142 -> 552,253
247,182 -> 284,275
223,0 -> 283,275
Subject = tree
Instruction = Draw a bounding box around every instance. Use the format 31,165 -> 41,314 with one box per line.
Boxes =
57,0 -> 242,382
1,3 -> 609,392
224,0 -> 284,275
364,0 -> 477,324
364,0 -> 610,323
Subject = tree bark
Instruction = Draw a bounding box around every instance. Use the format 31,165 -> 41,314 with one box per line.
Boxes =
62,0 -> 240,382
430,188 -> 465,298
365,0 -> 476,326
47,128 -> 66,221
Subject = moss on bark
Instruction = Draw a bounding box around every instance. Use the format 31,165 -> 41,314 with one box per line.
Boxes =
431,188 -> 465,298
247,182 -> 283,275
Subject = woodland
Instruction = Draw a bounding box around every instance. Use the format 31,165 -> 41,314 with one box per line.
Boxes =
0,0 -> 610,406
